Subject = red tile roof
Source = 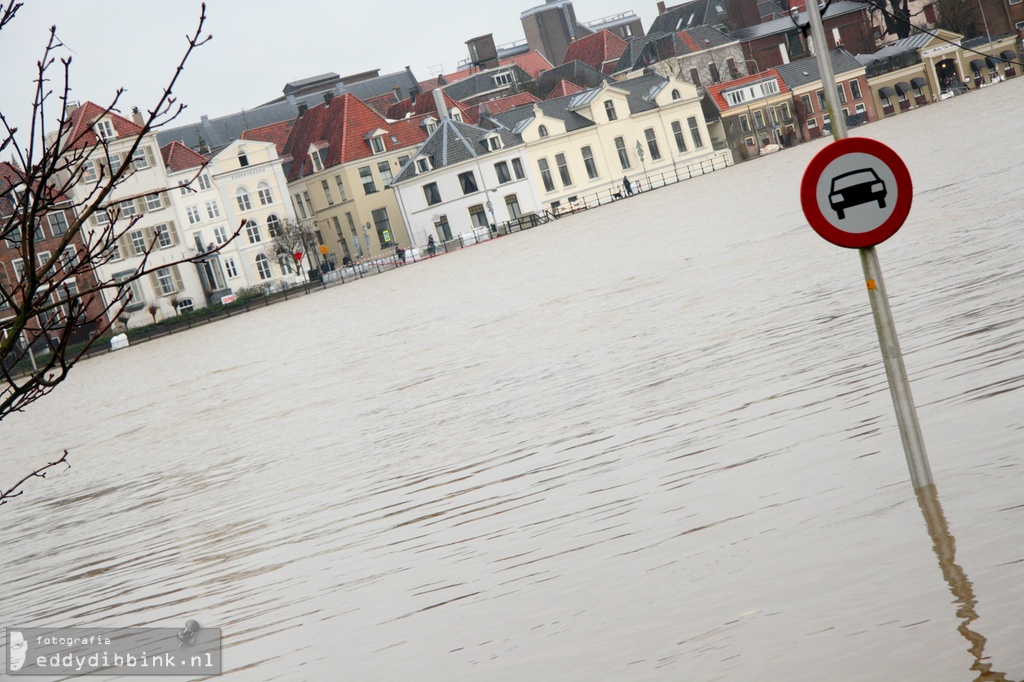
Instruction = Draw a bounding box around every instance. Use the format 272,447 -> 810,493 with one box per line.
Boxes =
704,69 -> 789,111
280,92 -> 428,182
64,102 -> 145,151
0,161 -> 22,193
545,80 -> 584,99
386,90 -> 475,124
562,31 -> 628,75
469,92 -> 542,119
160,141 -> 208,172
676,30 -> 704,53
241,120 -> 296,156
364,92 -> 400,116
502,51 -> 554,79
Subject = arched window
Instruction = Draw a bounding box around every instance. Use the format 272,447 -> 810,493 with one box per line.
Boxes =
255,253 -> 272,280
267,214 -> 282,237
257,182 -> 274,206
244,219 -> 261,244
236,187 -> 252,212
671,89 -> 681,100
450,107 -> 463,122
538,124 -> 549,138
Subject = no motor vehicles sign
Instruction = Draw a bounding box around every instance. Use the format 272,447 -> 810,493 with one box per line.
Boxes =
800,137 -> 913,249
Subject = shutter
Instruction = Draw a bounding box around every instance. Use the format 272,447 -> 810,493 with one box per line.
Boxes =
144,146 -> 156,168
166,221 -> 179,246
149,272 -> 159,294
172,265 -> 184,293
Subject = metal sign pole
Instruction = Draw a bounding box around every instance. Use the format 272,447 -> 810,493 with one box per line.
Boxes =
804,0 -> 934,489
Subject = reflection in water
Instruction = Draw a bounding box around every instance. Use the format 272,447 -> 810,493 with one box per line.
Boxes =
916,485 -> 1008,682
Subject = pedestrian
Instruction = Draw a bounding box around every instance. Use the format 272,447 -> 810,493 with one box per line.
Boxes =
395,245 -> 406,264
623,176 -> 633,196
427,234 -> 437,256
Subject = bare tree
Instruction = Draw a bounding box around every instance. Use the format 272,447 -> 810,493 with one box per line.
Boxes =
0,2 -> 237,503
0,2 -> 239,422
933,0 -> 980,36
264,219 -> 314,280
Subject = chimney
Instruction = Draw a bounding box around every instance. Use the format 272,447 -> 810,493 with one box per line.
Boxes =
65,101 -> 80,116
657,1 -> 666,13
433,89 -> 449,120
298,103 -> 308,117
201,114 -> 211,127
324,91 -> 334,107
132,106 -> 144,126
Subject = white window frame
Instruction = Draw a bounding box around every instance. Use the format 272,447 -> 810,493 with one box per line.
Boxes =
94,119 -> 116,140
205,200 -> 220,219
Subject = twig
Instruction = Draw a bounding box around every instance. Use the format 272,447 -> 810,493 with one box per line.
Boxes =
0,449 -> 70,506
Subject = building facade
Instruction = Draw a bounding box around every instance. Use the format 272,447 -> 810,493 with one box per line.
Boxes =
776,50 -> 875,140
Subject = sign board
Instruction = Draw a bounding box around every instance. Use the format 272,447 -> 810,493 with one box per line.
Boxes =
319,245 -> 329,255
220,294 -> 236,304
800,137 -> 912,249
293,252 -> 304,263
635,140 -> 645,162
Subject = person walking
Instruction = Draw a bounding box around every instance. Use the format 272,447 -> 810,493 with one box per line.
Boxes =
427,234 -> 437,256
623,176 -> 634,196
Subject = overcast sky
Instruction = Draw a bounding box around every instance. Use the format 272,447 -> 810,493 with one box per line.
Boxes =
1,0 -> 658,146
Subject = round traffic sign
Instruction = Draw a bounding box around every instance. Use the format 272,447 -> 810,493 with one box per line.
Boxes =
800,137 -> 912,248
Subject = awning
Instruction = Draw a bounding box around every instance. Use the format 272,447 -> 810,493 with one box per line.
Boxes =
970,59 -> 986,71
894,81 -> 912,93
910,77 -> 928,89
878,86 -> 896,98
1000,50 -> 1017,61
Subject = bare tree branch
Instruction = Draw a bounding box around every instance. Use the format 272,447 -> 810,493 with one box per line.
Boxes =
0,449 -> 69,506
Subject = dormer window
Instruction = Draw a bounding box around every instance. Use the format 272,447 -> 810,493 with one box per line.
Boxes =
604,100 -> 617,121
450,107 -> 463,122
424,116 -> 438,134
671,89 -> 681,100
538,125 -> 549,138
416,158 -> 432,173
309,145 -> 327,173
94,119 -> 116,140
367,130 -> 387,154
484,135 -> 502,151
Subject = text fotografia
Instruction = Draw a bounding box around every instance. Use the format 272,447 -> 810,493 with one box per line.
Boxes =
6,626 -> 222,676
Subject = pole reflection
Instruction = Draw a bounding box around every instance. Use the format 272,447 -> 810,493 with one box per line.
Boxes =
915,484 -> 1007,681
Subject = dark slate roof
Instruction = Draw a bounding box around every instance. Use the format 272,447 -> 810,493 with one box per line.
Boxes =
393,118 -> 523,184
612,32 -> 680,73
536,60 -> 612,99
442,65 -> 534,103
649,0 -> 728,33
775,49 -> 864,89
157,102 -> 300,154
729,1 -> 867,40
342,67 -> 420,102
676,25 -> 735,53
757,0 -> 786,20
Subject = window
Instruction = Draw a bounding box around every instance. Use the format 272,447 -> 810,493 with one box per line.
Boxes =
370,136 -> 385,154
82,160 -> 98,183
224,257 -> 238,278
671,121 -> 687,153
850,79 -> 862,100
60,246 -> 79,271
257,183 -> 274,206
555,153 -> 572,186
120,199 -> 139,217
538,124 -> 549,138
739,114 -> 751,133
816,90 -> 827,111
129,230 -> 147,256
12,258 -> 25,280
372,207 -> 393,247
896,88 -> 907,103
255,254 -> 272,280
688,117 -> 704,148
485,136 -> 502,151
214,226 -> 228,244
331,175 -> 348,202
107,238 -> 121,261
205,200 -> 220,219
836,84 -> 847,104
708,62 -> 721,83
94,119 -> 116,140
155,224 -> 174,248
113,271 -> 144,310
303,192 -> 314,217
493,71 -> 514,86
6,225 -> 24,248
781,103 -> 792,121
238,150 -> 249,167
754,110 -> 765,129
177,298 -> 194,313
267,214 -> 282,237
801,94 -> 813,114
416,158 -> 432,174
359,166 -> 377,194
855,102 -> 866,114
511,158 -> 525,179
690,68 -> 701,87
108,153 -> 125,176
36,251 -> 52,275
468,204 -> 488,228
457,171 -> 478,194
604,100 -> 617,121
614,137 -> 630,169
582,146 -> 598,179
434,215 -> 452,241
538,158 -> 555,192
197,174 -> 212,191
671,89 -> 681,100
505,194 -> 522,220
146,193 -> 163,211
495,161 -> 512,184
322,179 -> 334,205
245,219 -> 261,244
155,267 -> 177,295
423,182 -> 442,205
236,188 -> 252,211
186,206 -> 201,225
727,57 -> 738,77
397,155 -> 409,169
311,149 -> 325,172
132,146 -> 154,170
48,212 -> 68,237
293,193 -> 307,219
644,129 -> 662,161
179,180 -> 194,196
377,161 -> 393,187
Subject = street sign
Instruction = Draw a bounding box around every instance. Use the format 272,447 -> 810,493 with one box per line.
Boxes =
635,140 -> 645,162
293,252 -> 304,262
319,245 -> 329,255
800,137 -> 912,249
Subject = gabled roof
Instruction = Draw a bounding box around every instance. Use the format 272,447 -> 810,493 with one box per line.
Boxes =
364,92 -> 400,117
612,32 -> 680,73
468,92 -> 542,120
675,25 -> 735,54
64,102 -> 144,151
279,92 -> 428,182
157,101 -> 300,154
649,0 -> 729,34
562,30 -> 629,75
386,90 -> 474,124
536,60 -> 612,99
501,51 -> 555,79
342,67 -> 420,102
704,68 -> 789,111
546,80 -> 585,99
160,141 -> 209,173
241,120 -> 296,156
442,64 -> 534,103
775,49 -> 864,90
730,1 -> 868,41
393,118 -> 523,185
0,161 -> 22,194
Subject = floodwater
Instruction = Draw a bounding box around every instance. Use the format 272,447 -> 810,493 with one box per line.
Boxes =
2,83 -> 1023,681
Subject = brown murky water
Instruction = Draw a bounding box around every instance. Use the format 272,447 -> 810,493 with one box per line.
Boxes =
2,83 -> 1023,681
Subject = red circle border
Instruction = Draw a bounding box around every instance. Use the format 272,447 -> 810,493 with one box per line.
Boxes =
800,137 -> 913,249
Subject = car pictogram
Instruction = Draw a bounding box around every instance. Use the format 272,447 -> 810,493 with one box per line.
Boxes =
829,168 -> 887,220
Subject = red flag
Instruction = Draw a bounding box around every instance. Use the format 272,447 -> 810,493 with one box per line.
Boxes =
293,252 -> 304,263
